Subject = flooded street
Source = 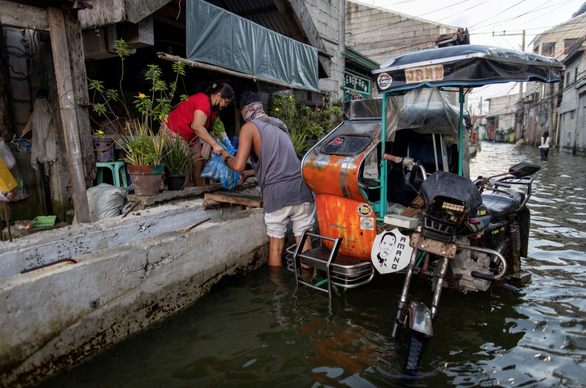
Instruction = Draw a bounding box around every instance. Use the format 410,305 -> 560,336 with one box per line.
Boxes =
41,142 -> 586,388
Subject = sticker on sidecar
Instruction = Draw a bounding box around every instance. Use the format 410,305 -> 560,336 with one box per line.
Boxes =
377,73 -> 393,90
357,203 -> 373,217
360,217 -> 374,230
371,228 -> 413,275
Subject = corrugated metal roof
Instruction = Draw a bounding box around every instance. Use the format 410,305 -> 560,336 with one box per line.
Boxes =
346,47 -> 380,71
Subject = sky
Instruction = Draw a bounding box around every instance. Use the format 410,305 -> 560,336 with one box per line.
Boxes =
357,0 -> 586,113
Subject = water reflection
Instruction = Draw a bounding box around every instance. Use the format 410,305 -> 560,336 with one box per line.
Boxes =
40,143 -> 586,388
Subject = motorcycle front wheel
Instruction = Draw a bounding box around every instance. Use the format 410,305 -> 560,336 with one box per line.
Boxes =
405,329 -> 429,375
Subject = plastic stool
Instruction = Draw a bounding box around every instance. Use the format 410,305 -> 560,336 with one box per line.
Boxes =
93,161 -> 128,188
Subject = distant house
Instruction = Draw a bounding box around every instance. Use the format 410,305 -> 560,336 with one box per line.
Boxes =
528,8 -> 586,146
486,95 -> 519,142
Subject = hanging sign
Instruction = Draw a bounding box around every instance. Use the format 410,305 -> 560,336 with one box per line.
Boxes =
371,228 -> 413,274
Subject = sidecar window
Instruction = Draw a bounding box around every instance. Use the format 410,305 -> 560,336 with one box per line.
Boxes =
321,135 -> 372,156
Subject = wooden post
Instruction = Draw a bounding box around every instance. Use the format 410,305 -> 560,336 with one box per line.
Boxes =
66,11 -> 96,181
47,7 -> 91,223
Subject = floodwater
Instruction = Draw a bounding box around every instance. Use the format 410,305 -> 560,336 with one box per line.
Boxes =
40,142 -> 586,388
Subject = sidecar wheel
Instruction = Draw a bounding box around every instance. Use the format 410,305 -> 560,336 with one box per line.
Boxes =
405,330 -> 428,375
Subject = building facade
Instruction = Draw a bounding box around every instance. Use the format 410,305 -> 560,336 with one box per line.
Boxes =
559,47 -> 586,154
529,9 -> 586,147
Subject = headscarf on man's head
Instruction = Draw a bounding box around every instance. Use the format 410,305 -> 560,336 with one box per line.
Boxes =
238,91 -> 266,122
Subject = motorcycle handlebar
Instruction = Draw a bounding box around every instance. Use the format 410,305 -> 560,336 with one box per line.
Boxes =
382,154 -> 427,181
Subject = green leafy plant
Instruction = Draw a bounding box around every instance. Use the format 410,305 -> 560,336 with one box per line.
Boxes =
121,118 -> 167,166
88,39 -> 188,166
210,117 -> 226,139
269,94 -> 342,158
161,135 -> 200,175
289,130 -> 309,157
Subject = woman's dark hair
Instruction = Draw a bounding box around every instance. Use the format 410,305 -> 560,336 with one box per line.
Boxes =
205,83 -> 235,101
543,131 -> 549,139
237,90 -> 262,110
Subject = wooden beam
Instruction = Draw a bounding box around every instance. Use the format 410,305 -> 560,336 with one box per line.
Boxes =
47,7 -> 91,223
0,1 -> 48,30
204,192 -> 263,209
273,0 -> 331,78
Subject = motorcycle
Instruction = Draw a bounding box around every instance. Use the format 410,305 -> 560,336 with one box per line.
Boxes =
384,156 -> 540,374
287,45 -> 563,373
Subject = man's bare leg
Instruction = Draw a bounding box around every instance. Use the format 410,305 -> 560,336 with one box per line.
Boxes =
295,233 -> 312,270
268,237 -> 285,266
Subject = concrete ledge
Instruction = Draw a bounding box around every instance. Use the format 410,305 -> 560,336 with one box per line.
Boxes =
0,198 -> 243,278
0,209 -> 269,388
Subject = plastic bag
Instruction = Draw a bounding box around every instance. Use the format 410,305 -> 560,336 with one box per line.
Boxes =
87,184 -> 128,222
200,154 -> 240,190
214,132 -> 237,154
0,144 -> 28,202
0,139 -> 15,169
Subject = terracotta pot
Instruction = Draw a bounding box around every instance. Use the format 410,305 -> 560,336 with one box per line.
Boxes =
127,164 -> 164,196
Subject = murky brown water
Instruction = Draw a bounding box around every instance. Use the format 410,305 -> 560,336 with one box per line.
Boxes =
40,142 -> 586,388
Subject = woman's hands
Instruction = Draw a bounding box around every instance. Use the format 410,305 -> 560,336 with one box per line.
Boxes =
212,143 -> 224,155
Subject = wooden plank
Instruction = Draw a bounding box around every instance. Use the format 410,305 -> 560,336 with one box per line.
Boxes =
0,0 -> 48,31
66,12 -> 96,180
47,7 -> 91,223
0,28 -> 14,141
204,192 -> 263,208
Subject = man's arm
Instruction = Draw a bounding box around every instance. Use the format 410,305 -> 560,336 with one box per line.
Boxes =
222,122 -> 256,173
192,110 -> 223,154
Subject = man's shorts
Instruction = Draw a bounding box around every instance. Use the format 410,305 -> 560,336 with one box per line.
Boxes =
264,202 -> 315,239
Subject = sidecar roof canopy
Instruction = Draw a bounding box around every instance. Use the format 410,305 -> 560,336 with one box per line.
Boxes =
373,45 -> 564,93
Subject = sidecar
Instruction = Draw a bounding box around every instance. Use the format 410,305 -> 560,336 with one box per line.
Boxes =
288,89 -> 467,296
288,45 -> 563,298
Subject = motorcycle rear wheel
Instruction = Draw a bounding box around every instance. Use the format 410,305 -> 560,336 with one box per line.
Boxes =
405,330 -> 428,375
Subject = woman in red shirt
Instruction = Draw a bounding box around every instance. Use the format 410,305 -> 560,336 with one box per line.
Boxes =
163,83 -> 234,186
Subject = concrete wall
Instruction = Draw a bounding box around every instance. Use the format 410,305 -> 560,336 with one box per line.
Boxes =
306,0 -> 345,102
345,0 -> 460,65
0,207 -> 269,388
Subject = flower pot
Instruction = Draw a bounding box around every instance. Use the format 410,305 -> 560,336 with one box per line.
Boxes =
127,164 -> 163,196
165,174 -> 186,191
94,139 -> 116,162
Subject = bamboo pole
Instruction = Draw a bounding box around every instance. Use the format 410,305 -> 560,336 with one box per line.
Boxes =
156,52 -> 315,92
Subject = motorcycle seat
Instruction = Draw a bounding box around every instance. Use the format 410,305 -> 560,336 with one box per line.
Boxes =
481,190 -> 523,219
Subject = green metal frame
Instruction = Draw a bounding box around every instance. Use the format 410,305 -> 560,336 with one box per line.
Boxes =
377,88 -> 466,219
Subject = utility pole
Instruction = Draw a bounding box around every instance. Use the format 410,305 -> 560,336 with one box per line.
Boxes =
493,30 -> 526,143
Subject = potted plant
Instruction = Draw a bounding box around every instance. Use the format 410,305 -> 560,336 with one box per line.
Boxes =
161,135 -> 198,191
88,39 -> 188,196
